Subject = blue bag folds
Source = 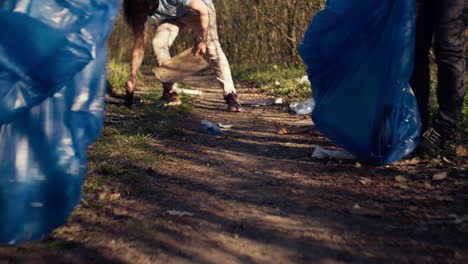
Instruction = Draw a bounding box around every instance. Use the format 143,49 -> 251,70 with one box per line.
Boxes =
298,0 -> 421,165
0,0 -> 121,245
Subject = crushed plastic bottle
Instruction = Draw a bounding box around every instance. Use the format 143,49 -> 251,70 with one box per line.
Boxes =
201,120 -> 222,135
289,98 -> 315,115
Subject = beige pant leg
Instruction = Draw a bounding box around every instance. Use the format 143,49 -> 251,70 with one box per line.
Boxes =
178,3 -> 236,95
152,21 -> 181,92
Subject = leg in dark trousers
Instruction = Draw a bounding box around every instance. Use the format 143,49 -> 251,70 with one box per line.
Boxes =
411,0 -> 467,147
433,0 -> 466,140
411,0 -> 436,132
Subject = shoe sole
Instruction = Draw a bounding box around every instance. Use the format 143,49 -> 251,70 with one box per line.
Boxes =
227,107 -> 242,112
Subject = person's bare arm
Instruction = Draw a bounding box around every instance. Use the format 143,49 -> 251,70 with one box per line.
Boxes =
186,0 -> 209,56
126,26 -> 148,93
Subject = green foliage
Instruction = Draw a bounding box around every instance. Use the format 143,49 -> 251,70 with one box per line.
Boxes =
106,61 -> 143,95
231,64 -> 311,100
107,0 -> 326,66
86,63 -> 193,195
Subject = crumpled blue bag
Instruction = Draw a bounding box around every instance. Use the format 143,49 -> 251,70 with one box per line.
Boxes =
298,0 -> 421,165
0,0 -> 121,245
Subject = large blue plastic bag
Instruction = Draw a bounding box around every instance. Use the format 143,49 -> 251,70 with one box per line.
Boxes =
0,0 -> 121,245
298,0 -> 421,165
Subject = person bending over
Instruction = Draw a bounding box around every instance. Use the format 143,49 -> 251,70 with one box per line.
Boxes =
123,0 -> 242,112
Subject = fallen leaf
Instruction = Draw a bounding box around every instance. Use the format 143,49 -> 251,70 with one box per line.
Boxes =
442,157 -> 456,165
433,172 -> 449,181
423,182 -> 433,190
407,157 -> 421,165
395,175 -> 407,182
456,145 -> 468,157
218,123 -> 233,130
109,193 -> 121,201
98,192 -> 108,200
394,183 -> 409,190
277,127 -> 288,135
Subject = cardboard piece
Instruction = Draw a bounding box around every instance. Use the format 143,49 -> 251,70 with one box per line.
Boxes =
153,48 -> 209,83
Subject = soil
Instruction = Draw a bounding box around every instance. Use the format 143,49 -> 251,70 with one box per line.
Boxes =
1,73 -> 467,264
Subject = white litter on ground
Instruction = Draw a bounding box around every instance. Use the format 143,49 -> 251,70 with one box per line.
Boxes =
312,146 -> 357,160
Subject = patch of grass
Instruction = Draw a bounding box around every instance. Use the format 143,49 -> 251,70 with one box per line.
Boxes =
107,61 -> 143,96
85,63 -> 194,195
231,64 -> 311,100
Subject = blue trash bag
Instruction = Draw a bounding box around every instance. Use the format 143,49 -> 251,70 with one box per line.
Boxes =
298,0 -> 421,165
0,0 -> 121,245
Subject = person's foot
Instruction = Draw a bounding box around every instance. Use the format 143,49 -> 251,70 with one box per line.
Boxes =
157,91 -> 182,106
416,127 -> 456,158
420,127 -> 442,151
224,93 -> 242,112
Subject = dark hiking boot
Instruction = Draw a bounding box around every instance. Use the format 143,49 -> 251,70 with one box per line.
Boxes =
420,128 -> 442,150
224,93 -> 242,112
157,91 -> 182,106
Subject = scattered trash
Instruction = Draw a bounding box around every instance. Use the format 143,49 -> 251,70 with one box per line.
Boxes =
166,210 -> 195,217
243,98 -> 283,106
432,172 -> 449,181
296,75 -> 310,84
277,127 -> 288,135
355,162 -> 362,168
274,98 -> 284,104
201,120 -> 222,135
275,80 -> 281,86
289,98 -> 315,115
311,146 -> 357,160
174,88 -> 203,95
218,123 -> 233,130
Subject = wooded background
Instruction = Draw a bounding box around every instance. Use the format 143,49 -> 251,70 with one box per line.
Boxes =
107,0 -> 325,66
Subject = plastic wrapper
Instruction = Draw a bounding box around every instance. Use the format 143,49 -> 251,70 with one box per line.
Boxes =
0,0 -> 121,245
298,0 -> 421,165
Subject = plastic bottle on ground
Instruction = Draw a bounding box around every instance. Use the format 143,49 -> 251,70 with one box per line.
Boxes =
201,120 -> 222,135
289,98 -> 315,115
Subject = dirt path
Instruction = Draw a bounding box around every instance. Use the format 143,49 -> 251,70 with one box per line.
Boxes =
1,73 -> 467,264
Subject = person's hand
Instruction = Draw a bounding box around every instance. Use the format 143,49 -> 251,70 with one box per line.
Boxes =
194,39 -> 207,56
125,75 -> 136,92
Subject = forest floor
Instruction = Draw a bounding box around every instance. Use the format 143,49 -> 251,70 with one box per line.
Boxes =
1,71 -> 467,264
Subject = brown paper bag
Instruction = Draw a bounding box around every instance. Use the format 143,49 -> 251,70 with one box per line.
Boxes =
153,48 -> 209,83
